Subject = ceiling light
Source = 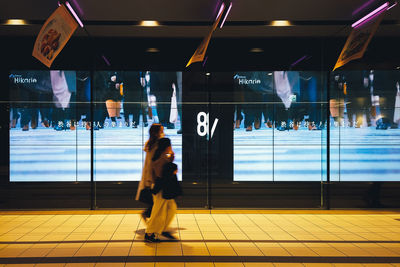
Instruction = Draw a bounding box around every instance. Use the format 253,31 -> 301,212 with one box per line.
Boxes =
250,48 -> 263,53
215,3 -> 225,21
101,55 -> 111,66
387,1 -> 398,10
140,20 -> 160,27
5,19 -> 28,25
65,1 -> 84,28
220,2 -> 232,28
291,55 -> 310,67
270,20 -> 292,26
146,48 -> 159,53
206,73 -> 211,76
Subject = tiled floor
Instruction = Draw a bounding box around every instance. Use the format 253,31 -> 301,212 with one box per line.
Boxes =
0,211 -> 400,266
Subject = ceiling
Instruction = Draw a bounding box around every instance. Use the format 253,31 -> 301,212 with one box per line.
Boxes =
1,0 -> 400,38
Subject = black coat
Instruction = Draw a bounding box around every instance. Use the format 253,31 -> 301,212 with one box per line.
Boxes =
93,71 -> 109,102
152,162 -> 182,200
122,71 -> 143,101
152,174 -> 182,200
150,72 -> 177,101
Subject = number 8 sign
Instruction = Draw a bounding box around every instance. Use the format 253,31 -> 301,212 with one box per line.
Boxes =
197,112 -> 218,139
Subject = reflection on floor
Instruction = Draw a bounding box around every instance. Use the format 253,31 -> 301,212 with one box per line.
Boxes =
1,210 -> 400,266
10,127 -> 182,182
234,127 -> 400,181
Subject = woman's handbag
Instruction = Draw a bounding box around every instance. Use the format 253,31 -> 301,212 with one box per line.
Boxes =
138,187 -> 153,205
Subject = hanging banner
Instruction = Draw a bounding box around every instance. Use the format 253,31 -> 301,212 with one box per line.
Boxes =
186,5 -> 226,67
32,5 -> 78,68
333,11 -> 385,71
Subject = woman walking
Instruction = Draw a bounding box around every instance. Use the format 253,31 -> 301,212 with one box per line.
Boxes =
136,123 -> 164,220
145,137 -> 180,242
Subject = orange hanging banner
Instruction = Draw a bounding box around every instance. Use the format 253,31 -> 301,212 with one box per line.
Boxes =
32,5 -> 78,68
333,11 -> 385,71
186,5 -> 226,68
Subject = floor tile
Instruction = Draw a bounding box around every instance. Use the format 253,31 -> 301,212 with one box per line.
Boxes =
65,264 -> 96,267
95,263 -> 125,267
155,263 -> 185,267
129,243 -> 157,256
125,264 -> 154,267
244,263 -> 275,267
214,263 -> 244,267
273,263 -> 305,267
333,264 -> 365,267
181,242 -> 210,256
185,263 -> 214,267
303,264 -> 334,267
46,248 -> 80,257
361,264 -> 395,267
35,264 -> 66,267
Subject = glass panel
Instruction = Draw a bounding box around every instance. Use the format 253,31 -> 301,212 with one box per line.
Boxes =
7,70 -> 91,208
233,72 -> 273,182
273,71 -> 326,182
332,70 -> 400,182
329,71 -> 342,182
181,71 -> 209,208
9,70 -> 90,182
93,71 -> 189,208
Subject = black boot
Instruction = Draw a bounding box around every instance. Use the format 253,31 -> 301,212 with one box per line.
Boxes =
144,233 -> 160,243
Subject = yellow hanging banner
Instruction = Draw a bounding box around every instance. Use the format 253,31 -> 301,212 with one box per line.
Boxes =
333,12 -> 385,70
32,5 -> 78,68
333,11 -> 385,71
186,5 -> 226,67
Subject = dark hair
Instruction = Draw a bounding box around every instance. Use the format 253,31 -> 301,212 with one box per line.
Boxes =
152,138 -> 171,161
145,123 -> 162,151
162,162 -> 178,178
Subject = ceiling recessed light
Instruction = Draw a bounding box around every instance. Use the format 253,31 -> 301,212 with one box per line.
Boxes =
270,20 -> 292,27
139,20 -> 160,27
5,19 -> 28,25
206,73 -> 211,76
146,47 -> 159,53
250,48 -> 263,53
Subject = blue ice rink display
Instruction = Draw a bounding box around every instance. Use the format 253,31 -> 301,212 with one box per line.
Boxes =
234,126 -> 400,181
10,125 -> 182,182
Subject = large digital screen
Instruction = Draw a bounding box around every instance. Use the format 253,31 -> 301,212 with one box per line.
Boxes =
9,70 -> 182,182
9,70 -> 400,182
329,70 -> 400,181
233,71 -> 327,181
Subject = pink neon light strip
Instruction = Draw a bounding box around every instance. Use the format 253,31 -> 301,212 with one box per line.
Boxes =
352,0 -> 377,16
216,3 -> 225,21
387,1 -> 398,10
220,2 -> 232,28
66,1 -> 84,28
351,2 -> 389,28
